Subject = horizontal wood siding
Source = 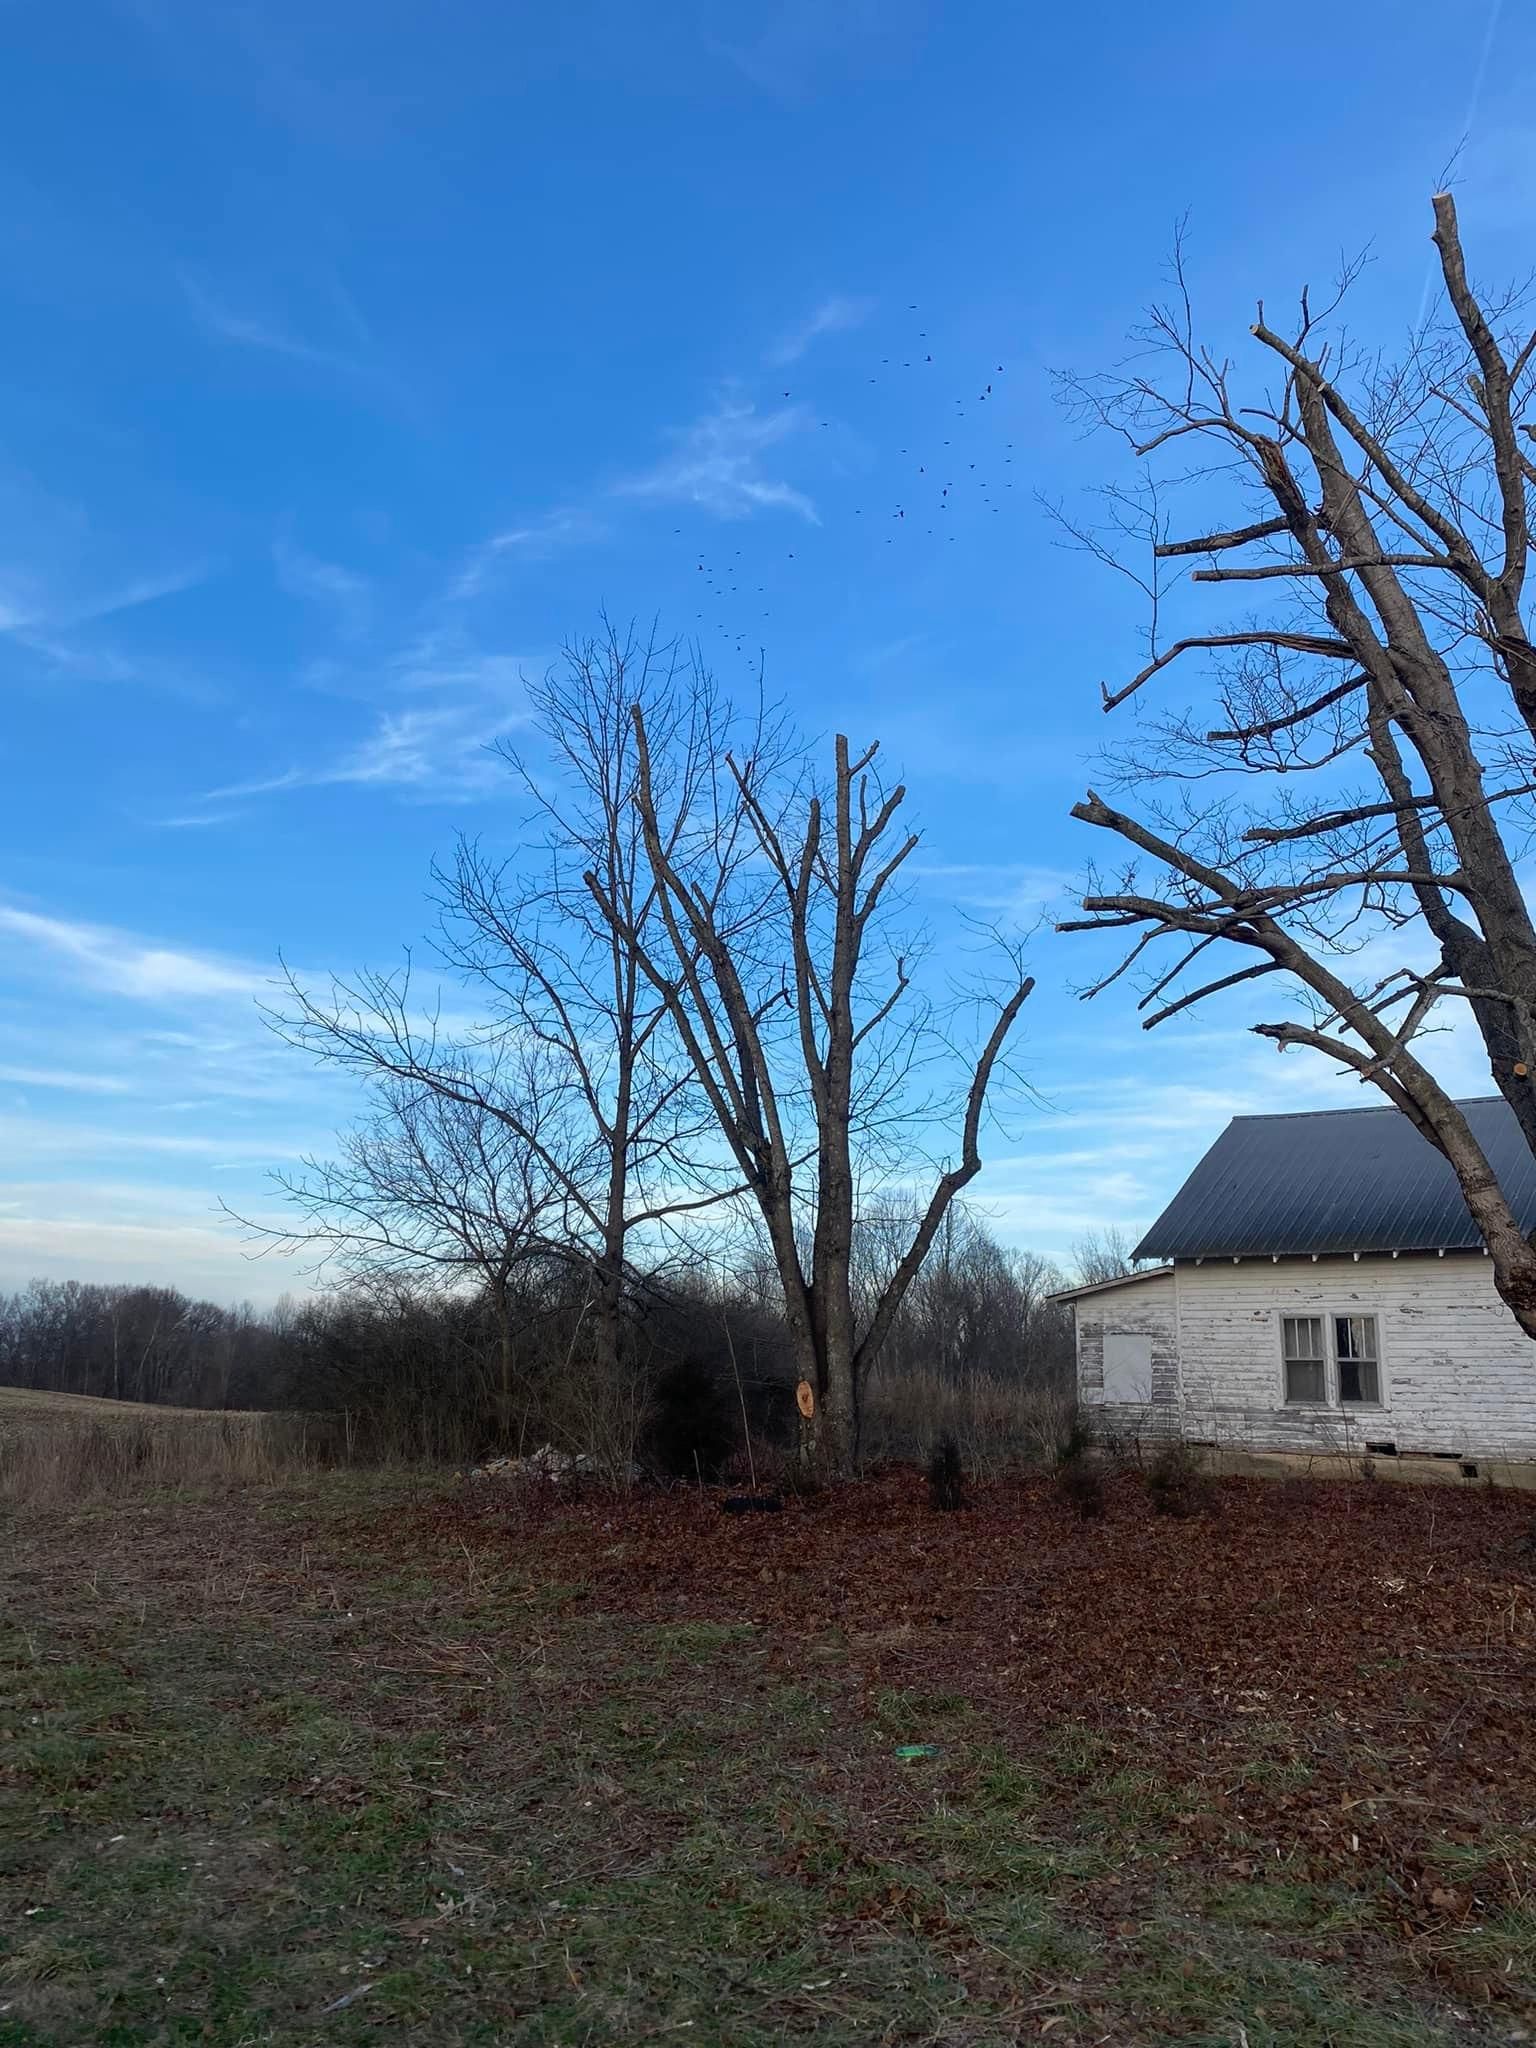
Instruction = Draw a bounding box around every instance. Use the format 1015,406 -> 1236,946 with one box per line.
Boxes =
1075,1272 -> 1179,1438
1174,1253 -> 1536,1457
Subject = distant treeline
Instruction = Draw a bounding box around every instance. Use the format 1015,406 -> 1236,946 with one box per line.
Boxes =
0,1210 -> 1075,1471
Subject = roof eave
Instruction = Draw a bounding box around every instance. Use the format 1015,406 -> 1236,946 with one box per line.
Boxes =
1049,1264 -> 1175,1304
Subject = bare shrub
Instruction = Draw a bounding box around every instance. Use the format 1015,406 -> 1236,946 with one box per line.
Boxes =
861,1364 -> 1072,1475
1145,1441 -> 1212,1518
1053,1411 -> 1104,1517
1055,1412 -> 1094,1467
538,1356 -> 650,1487
927,1433 -> 964,1510
1057,1458 -> 1106,1520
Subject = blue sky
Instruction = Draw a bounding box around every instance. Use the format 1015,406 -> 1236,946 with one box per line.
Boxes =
2,0 -> 1531,1301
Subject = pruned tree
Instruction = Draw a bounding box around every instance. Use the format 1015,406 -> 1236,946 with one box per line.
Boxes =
587,714 -> 1033,1466
1058,194 -> 1536,1333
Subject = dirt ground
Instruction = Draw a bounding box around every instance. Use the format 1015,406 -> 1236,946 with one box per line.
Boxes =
3,1463 -> 1535,2045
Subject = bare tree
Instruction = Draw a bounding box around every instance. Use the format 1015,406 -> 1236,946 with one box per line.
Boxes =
267,624 -> 750,1385
1058,194 -> 1536,1332
436,621 -> 756,1382
864,1199 -> 1073,1389
249,1064 -> 574,1425
1071,1226 -> 1137,1287
587,714 -> 1032,1466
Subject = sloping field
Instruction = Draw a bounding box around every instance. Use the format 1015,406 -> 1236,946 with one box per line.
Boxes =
0,1385 -> 265,1426
0,1385 -> 310,1503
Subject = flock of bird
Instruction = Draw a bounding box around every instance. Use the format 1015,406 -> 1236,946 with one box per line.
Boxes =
672,306 -> 1019,668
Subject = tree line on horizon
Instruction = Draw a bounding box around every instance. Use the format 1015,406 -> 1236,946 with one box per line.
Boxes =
0,1205 -> 1101,1472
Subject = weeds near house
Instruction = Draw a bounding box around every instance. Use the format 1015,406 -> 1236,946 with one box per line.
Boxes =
860,1365 -> 1070,1473
1056,1410 -> 1094,1466
1057,1454 -> 1106,1519
1145,1439 -> 1211,1518
1053,1410 -> 1105,1517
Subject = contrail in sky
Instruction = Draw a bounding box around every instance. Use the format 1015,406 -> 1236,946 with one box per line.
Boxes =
1416,0 -> 1505,329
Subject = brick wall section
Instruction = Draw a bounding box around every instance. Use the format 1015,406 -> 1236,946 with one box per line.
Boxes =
1172,1252 -> 1536,1458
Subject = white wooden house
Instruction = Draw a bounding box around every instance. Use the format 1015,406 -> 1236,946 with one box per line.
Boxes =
1054,1098 -> 1536,1460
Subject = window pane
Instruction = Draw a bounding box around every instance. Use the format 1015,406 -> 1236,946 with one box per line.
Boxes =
1286,1357 -> 1326,1403
1335,1315 -> 1377,1362
1283,1316 -> 1323,1362
1339,1355 -> 1381,1403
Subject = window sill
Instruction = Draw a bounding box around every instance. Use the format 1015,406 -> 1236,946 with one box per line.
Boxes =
1282,1402 -> 1388,1413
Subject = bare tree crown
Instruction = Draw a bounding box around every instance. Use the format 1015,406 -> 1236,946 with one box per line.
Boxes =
1059,196 -> 1536,1331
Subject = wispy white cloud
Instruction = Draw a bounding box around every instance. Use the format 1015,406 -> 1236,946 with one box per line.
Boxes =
334,704 -> 512,791
156,810 -> 242,830
200,633 -> 533,806
0,1113 -> 306,1164
455,384 -> 819,595
207,696 -> 527,804
0,1008 -> 330,1121
2,564 -> 211,638
703,0 -> 921,99
0,906 -> 266,1003
766,292 -> 875,366
449,508 -> 603,601
617,396 -> 819,523
8,627 -> 220,708
0,1065 -> 133,1096
177,270 -> 400,403
273,539 -> 371,638
0,461 -> 211,658
916,861 -> 1073,922
0,899 -> 355,1300
72,566 -> 209,626
853,635 -> 925,673
0,1179 -> 306,1302
179,270 -> 352,367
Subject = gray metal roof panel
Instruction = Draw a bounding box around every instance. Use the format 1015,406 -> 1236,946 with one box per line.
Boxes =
1134,1097 -> 1536,1260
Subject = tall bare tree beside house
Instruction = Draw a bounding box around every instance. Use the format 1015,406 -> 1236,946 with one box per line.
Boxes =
1058,194 -> 1536,1333
587,711 -> 1033,1466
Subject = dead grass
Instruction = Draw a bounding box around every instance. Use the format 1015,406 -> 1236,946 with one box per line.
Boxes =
0,1385 -> 268,1424
0,1389 -> 326,1506
859,1363 -> 1071,1471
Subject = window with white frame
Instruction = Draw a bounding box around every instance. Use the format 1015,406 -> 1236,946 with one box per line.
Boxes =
1334,1315 -> 1381,1404
1282,1316 -> 1326,1404
1282,1313 -> 1381,1406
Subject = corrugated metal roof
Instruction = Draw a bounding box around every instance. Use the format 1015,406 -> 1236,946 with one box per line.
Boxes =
1134,1096 -> 1536,1260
